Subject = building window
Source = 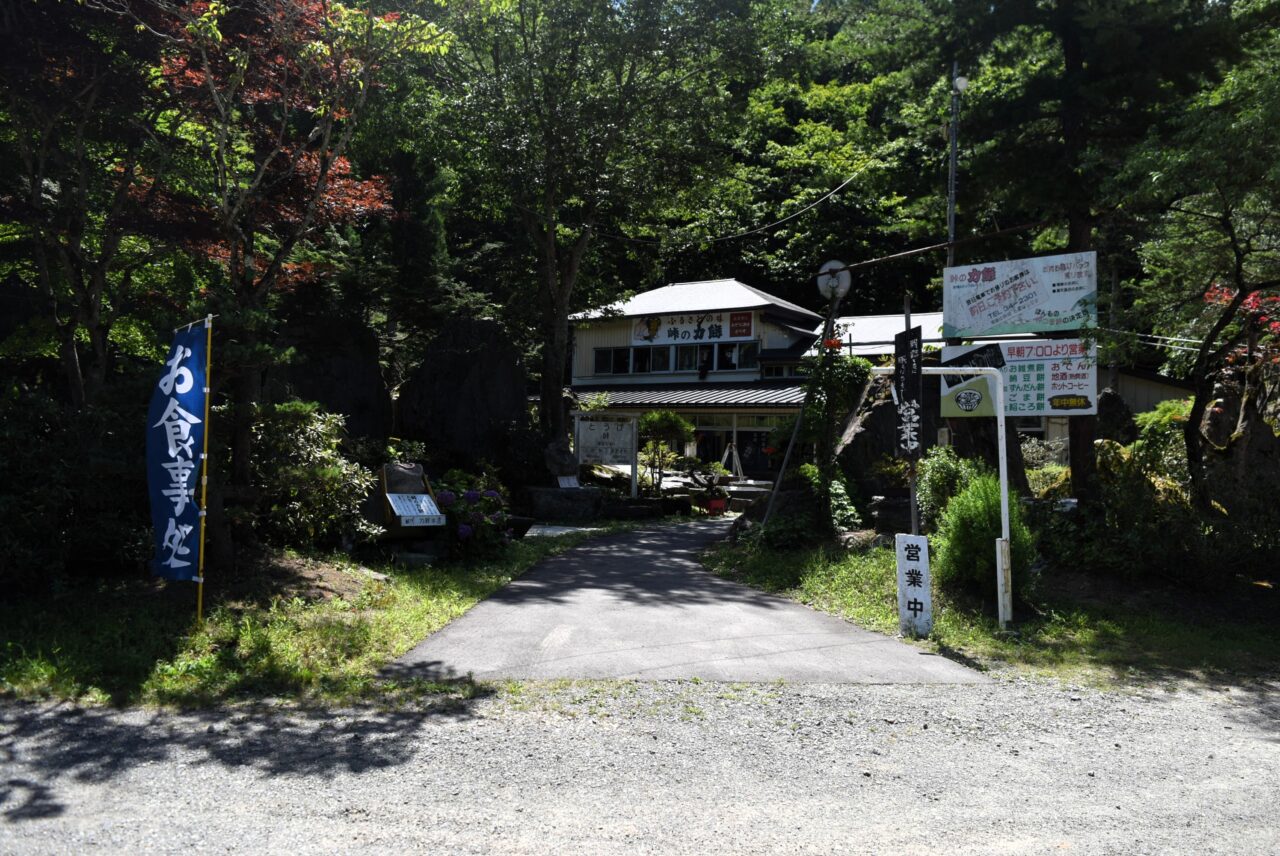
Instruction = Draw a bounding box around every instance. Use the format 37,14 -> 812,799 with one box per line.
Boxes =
762,361 -> 801,378
738,342 -> 759,369
630,345 -> 672,374
717,343 -> 737,371
593,347 -> 631,374
676,344 -> 713,373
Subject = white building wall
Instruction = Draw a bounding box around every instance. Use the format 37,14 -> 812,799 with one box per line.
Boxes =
572,311 -> 807,386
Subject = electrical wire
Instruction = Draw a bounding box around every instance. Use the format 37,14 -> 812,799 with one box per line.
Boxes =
595,172 -> 866,247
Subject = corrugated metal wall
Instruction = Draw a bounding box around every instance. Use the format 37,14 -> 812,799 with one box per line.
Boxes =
572,321 -> 633,378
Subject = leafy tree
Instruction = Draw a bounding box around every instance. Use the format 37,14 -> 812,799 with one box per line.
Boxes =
638,409 -> 695,495
151,0 -> 448,486
0,3 -> 180,406
440,0 -> 767,441
1128,14 -> 1280,508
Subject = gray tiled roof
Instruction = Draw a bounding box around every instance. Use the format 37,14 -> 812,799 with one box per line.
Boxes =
573,280 -> 822,323
573,381 -> 805,409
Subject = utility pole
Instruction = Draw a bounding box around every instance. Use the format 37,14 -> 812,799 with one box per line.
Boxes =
946,62 -> 968,269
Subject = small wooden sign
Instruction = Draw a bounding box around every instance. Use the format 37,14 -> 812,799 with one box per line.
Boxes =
558,476 -> 581,489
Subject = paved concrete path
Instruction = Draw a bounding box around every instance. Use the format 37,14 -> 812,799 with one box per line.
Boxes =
393,520 -> 983,684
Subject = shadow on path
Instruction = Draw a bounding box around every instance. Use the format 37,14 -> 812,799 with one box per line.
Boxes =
0,682 -> 487,824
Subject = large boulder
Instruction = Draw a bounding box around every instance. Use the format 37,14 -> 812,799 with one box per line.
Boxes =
1096,388 -> 1137,444
398,318 -> 528,466
1204,384 -> 1280,539
270,318 -> 393,439
837,375 -> 942,498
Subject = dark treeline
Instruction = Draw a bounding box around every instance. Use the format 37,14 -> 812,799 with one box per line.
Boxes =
1,0 -> 1276,583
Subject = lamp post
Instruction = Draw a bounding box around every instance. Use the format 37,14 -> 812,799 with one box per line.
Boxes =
946,63 -> 968,269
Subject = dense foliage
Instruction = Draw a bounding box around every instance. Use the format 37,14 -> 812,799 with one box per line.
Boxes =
1,0 -> 1277,583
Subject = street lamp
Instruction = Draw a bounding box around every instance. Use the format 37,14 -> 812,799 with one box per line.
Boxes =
816,259 -> 852,341
947,64 -> 968,268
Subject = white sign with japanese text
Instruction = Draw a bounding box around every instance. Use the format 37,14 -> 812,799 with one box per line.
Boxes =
387,493 -> 445,527
631,311 -> 754,346
943,251 -> 1097,338
576,417 -> 636,466
895,534 -> 933,638
941,339 -> 1098,417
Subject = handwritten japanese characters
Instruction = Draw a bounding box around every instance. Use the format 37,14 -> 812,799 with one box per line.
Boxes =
894,325 -> 924,460
146,325 -> 208,581
576,417 -> 636,466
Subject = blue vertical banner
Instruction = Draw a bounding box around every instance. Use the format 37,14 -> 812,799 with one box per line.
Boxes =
147,320 -> 210,581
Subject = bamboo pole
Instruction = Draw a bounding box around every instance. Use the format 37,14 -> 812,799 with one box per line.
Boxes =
195,315 -> 213,624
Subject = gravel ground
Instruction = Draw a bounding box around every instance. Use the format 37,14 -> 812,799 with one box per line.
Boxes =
2,677 -> 1277,855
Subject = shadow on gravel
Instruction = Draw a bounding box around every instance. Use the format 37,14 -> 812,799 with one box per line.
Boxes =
1217,681 -> 1280,741
0,680 -> 492,823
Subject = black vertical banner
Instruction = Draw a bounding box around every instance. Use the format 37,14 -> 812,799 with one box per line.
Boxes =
894,325 -> 923,459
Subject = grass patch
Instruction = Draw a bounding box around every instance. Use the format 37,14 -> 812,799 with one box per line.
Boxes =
0,530 -> 607,707
704,541 -> 1280,687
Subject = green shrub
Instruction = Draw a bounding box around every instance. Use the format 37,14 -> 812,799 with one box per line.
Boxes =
916,446 -> 986,531
934,473 -> 1035,596
793,462 -> 861,531
250,401 -> 380,548
0,384 -> 152,590
1030,438 -> 1209,584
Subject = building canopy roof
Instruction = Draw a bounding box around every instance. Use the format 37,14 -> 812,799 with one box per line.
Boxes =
574,279 -> 822,324
574,381 -> 805,409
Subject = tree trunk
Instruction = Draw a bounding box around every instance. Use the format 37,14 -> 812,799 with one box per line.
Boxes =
58,326 -> 87,411
539,296 -> 570,441
1058,0 -> 1100,503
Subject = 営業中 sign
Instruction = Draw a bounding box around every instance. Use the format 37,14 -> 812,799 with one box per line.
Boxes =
895,534 -> 933,638
942,251 -> 1097,338
940,339 -> 1097,417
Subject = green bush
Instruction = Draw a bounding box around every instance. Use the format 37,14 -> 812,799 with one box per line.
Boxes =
794,462 -> 861,531
0,384 -> 152,591
916,446 -> 986,531
250,401 -> 380,548
934,473 -> 1035,596
1029,438 -> 1209,584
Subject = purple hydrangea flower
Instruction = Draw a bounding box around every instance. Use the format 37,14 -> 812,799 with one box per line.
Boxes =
482,489 -> 502,500
457,523 -> 473,540
468,511 -> 485,525
463,489 -> 481,503
437,490 -> 456,508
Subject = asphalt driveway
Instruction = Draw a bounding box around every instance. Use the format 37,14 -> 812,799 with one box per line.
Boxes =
392,519 -> 982,683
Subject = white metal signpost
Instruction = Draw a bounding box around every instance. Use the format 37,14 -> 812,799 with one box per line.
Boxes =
874,365 -> 1014,629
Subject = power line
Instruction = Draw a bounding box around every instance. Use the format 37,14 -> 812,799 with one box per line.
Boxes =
595,172 -> 865,247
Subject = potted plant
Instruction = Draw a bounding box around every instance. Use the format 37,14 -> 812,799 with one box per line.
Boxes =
703,483 -> 729,515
